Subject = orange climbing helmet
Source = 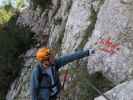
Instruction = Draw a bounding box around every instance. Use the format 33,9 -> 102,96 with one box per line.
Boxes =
36,47 -> 51,61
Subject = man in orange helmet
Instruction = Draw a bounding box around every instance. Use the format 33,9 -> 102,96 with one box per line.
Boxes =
31,47 -> 95,100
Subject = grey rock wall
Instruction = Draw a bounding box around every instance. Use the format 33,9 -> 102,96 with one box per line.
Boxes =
85,0 -> 133,84
61,0 -> 103,53
6,48 -> 37,100
95,80 -> 133,100
6,0 -> 133,99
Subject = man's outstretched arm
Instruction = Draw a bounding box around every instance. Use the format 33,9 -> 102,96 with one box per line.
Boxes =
55,49 -> 95,69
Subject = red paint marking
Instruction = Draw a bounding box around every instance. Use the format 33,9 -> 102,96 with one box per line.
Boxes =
96,38 -> 120,55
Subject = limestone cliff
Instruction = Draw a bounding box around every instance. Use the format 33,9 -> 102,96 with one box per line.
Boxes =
6,0 -> 133,100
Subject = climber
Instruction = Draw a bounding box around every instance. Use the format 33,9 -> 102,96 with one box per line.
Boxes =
30,47 -> 95,100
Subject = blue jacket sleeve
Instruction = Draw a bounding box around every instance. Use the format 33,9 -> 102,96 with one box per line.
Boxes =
55,49 -> 90,69
31,66 -> 39,100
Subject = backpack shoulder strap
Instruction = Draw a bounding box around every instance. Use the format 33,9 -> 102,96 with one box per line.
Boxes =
37,64 -> 43,83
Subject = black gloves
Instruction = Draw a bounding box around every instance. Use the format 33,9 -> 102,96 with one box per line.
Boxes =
89,48 -> 95,54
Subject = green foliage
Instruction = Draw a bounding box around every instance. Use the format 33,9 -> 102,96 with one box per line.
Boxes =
16,0 -> 25,9
0,94 -> 5,100
31,0 -> 52,9
98,0 -> 105,7
62,66 -> 114,100
0,5 -> 35,99
0,8 -> 13,25
78,69 -> 114,100
1,0 -> 28,10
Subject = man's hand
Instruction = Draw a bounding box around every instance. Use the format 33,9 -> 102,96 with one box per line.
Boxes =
89,49 -> 95,54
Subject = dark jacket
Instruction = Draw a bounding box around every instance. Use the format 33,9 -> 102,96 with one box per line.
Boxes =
31,49 -> 91,100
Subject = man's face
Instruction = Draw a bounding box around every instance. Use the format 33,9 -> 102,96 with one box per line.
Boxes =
42,54 -> 55,68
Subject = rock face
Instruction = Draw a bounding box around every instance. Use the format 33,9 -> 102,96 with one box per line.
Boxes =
6,0 -> 133,99
61,0 -> 105,53
95,80 -> 133,100
85,0 -> 133,84
6,48 -> 37,100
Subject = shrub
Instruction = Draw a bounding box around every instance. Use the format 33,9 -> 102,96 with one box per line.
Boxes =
0,5 -> 35,99
60,66 -> 114,100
